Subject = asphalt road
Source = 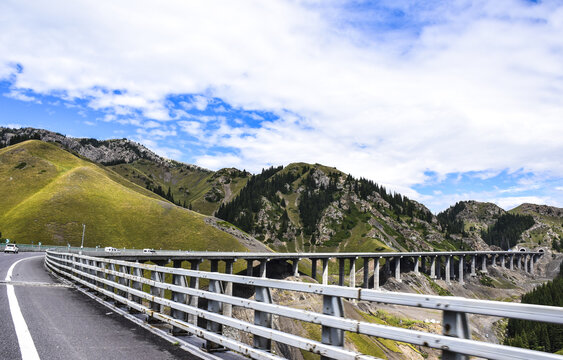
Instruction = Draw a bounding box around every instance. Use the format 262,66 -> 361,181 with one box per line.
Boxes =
0,252 -> 195,360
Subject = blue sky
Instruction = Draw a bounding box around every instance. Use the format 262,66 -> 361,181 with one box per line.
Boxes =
1,0 -> 563,213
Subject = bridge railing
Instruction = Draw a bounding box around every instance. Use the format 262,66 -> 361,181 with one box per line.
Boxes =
44,251 -> 563,360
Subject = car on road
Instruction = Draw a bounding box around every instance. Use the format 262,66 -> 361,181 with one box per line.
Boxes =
142,248 -> 156,253
4,244 -> 19,254
104,246 -> 120,253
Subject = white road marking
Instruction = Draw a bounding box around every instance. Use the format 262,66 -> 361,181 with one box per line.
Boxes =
5,256 -> 43,360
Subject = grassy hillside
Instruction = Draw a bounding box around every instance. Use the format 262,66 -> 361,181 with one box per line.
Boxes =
109,161 -> 249,215
0,140 -> 246,251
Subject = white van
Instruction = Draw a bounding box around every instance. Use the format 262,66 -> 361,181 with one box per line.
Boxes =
143,248 -> 156,253
104,246 -> 120,253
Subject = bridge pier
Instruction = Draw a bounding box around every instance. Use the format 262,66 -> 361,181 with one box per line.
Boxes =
458,256 -> 465,285
394,256 -> 402,283
349,257 -> 356,289
247,259 -> 254,276
500,254 -> 505,268
148,260 -> 166,324
338,258 -> 346,286
414,256 -> 420,274
436,256 -> 441,279
431,256 -> 437,279
311,258 -> 317,282
524,255 -> 529,273
322,258 -> 329,285
292,258 -> 300,277
450,256 -> 455,281
517,255 -> 521,270
491,254 -> 497,268
481,255 -> 488,273
362,258 -> 371,288
374,257 -> 380,290
445,256 -> 451,284
530,255 -> 535,275
470,255 -> 476,277
509,254 -> 514,270
223,259 -> 234,318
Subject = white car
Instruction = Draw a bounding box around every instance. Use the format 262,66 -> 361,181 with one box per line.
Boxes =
4,244 -> 19,254
142,248 -> 156,253
104,246 -> 120,253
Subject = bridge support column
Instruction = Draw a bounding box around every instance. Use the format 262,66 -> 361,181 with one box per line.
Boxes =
246,259 -> 254,276
338,258 -> 346,286
171,260 -> 188,335
436,256 -> 441,279
188,259 -> 202,327
450,257 -> 455,281
481,255 -> 488,273
470,255 -> 476,277
517,255 -> 521,270
206,259 -> 224,352
509,254 -> 514,270
292,258 -> 300,277
363,258 -> 371,288
530,255 -> 535,275
117,264 -> 129,300
524,255 -> 529,273
394,257 -> 402,283
445,256 -> 451,284
259,259 -> 269,278
431,256 -> 437,279
458,256 -> 464,285
223,260 -> 234,319
500,254 -> 505,268
414,256 -> 420,274
492,254 -> 497,268
312,259 -> 317,282
349,258 -> 356,289
374,257 -> 380,290
322,258 -> 329,285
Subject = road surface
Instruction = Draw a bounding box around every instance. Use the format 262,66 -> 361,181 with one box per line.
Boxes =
0,252 -> 194,360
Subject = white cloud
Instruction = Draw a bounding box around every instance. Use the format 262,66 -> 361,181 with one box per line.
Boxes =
4,89 -> 40,103
1,0 -> 562,209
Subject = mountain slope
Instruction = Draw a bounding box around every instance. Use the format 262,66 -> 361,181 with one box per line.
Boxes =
215,163 -> 458,253
0,140 -> 247,251
0,126 -> 249,215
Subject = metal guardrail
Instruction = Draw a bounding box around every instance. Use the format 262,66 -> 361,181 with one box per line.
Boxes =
44,251 -> 563,360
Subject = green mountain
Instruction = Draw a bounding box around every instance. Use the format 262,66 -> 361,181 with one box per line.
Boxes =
0,140 -> 246,252
215,163 -> 460,253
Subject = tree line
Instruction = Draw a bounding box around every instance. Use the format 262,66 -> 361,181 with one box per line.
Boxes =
504,261 -> 563,352
481,213 -> 535,250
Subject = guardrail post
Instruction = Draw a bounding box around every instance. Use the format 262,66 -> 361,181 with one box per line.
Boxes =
458,256 -> 464,285
292,258 -> 300,277
254,259 -> 272,351
338,258 -> 345,286
129,261 -> 143,313
322,258 -> 329,285
206,259 -> 224,351
148,261 -> 166,323
349,257 -> 356,289
470,255 -> 476,276
481,255 -> 488,273
188,259 -> 202,327
171,260 -> 188,335
431,256 -> 437,279
363,258 -> 371,288
321,295 -> 345,360
394,256 -> 402,283
223,259 -> 234,319
442,310 -> 470,360
445,256 -> 451,284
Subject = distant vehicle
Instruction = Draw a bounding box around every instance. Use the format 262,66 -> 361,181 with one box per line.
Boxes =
104,246 -> 120,253
143,248 -> 156,253
4,244 -> 19,254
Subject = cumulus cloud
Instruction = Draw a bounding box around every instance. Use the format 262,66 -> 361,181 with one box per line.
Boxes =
1,0 -> 563,209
